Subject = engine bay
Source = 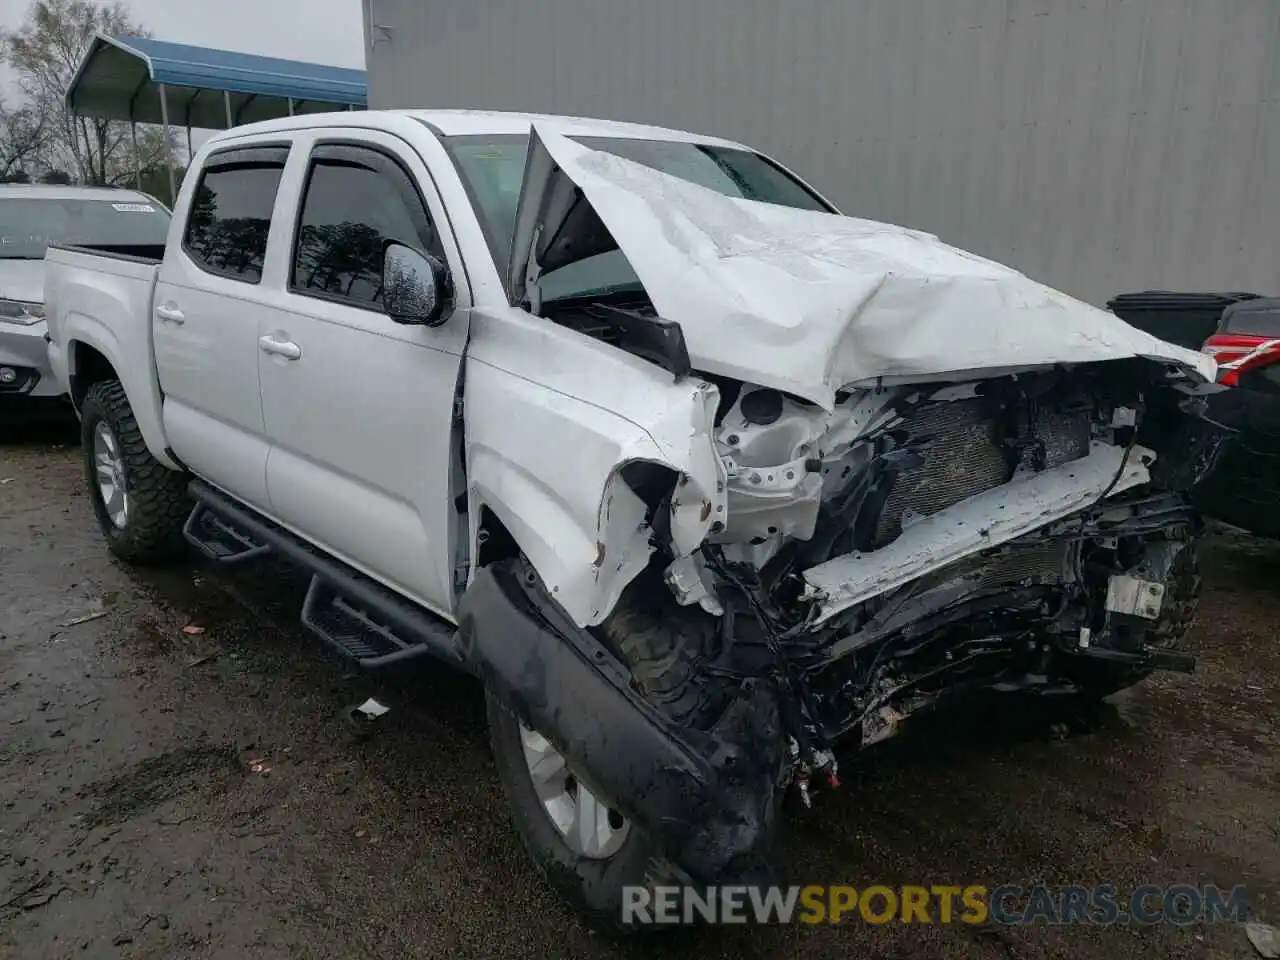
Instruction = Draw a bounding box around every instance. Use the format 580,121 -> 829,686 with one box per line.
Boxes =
613,357 -> 1223,803
528,271 -> 1227,814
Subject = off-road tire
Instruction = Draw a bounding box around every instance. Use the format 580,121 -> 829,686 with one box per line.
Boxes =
598,574 -> 784,879
486,568 -> 782,933
485,687 -> 680,936
81,380 -> 190,564
599,570 -> 727,729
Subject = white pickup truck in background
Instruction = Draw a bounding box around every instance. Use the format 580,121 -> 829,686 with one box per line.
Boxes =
43,109 -> 1225,931
0,184 -> 169,424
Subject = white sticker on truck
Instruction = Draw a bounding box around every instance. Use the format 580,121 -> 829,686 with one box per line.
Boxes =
111,202 -> 156,213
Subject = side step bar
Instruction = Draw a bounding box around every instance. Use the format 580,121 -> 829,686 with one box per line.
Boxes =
301,575 -> 453,669
184,502 -> 271,564
186,480 -> 464,671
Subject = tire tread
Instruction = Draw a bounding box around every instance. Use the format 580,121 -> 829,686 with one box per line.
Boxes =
81,380 -> 189,564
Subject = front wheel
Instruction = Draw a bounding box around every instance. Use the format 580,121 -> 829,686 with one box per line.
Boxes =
485,686 -> 679,935
80,380 -> 190,564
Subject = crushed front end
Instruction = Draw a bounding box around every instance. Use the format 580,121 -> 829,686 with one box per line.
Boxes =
657,358 -> 1222,801
458,126 -> 1230,900
460,354 -> 1222,885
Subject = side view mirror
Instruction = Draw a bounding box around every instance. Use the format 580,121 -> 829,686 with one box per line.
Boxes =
383,242 -> 452,327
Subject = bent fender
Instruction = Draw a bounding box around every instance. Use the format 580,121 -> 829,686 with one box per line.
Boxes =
455,559 -> 783,881
463,330 -> 727,627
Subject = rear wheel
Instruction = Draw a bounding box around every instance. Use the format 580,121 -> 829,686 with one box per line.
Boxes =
80,380 -> 190,564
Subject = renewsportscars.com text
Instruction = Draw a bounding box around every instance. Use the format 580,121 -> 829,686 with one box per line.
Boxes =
621,884 -> 1249,926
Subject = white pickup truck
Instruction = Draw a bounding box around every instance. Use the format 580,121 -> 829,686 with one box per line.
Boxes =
44,109 -> 1223,930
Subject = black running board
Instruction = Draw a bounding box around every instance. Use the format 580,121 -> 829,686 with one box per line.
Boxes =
186,480 -> 464,671
184,501 -> 271,564
300,575 -> 455,668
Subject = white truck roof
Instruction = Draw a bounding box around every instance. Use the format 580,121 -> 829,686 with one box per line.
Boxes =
202,108 -> 750,151
399,109 -> 748,147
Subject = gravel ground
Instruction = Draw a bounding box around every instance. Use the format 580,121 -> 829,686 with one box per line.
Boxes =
1,424 -> 1278,960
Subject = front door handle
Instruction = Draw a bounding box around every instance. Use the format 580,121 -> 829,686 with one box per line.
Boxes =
155,304 -> 185,324
259,336 -> 302,361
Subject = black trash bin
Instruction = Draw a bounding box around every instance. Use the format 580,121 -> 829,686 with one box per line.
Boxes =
1107,290 -> 1263,351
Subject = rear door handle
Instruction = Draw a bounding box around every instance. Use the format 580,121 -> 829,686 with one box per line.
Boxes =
155,304 -> 184,324
259,336 -> 302,361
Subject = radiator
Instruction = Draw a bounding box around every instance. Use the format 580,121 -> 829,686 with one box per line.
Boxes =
873,397 -> 1091,548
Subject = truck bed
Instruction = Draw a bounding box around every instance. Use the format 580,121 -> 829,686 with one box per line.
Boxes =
43,243 -> 171,465
52,242 -> 167,264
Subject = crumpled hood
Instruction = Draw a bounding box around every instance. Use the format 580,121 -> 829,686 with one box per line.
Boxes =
529,126 -> 1216,410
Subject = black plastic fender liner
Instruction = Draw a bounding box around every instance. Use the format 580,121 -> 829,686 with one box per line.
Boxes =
456,559 -> 783,881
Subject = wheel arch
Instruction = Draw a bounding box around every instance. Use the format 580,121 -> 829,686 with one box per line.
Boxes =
68,340 -> 116,409
63,324 -> 178,471
466,456 -> 696,628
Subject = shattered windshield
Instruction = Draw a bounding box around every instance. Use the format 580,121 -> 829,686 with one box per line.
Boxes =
0,196 -> 171,259
445,133 -> 831,301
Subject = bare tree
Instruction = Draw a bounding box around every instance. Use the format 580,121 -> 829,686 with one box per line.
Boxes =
1,0 -> 175,185
0,96 -> 47,181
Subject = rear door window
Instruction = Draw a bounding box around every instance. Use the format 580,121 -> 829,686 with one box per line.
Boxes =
183,145 -> 289,284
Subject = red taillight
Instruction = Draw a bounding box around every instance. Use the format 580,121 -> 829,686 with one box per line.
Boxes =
1203,333 -> 1280,386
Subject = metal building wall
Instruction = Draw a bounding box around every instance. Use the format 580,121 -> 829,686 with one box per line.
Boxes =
363,0 -> 1279,307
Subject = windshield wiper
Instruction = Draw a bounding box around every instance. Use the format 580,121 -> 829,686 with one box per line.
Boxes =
543,280 -> 645,304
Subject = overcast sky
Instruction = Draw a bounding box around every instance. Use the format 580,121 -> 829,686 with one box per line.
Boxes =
1,0 -> 365,91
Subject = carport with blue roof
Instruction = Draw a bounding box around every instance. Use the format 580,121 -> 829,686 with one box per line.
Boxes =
64,33 -> 367,199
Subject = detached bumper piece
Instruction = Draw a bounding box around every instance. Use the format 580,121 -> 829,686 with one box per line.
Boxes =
186,480 -> 462,671
456,560 -> 783,883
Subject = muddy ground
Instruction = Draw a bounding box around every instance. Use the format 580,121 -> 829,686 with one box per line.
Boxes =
1,424 -> 1277,960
